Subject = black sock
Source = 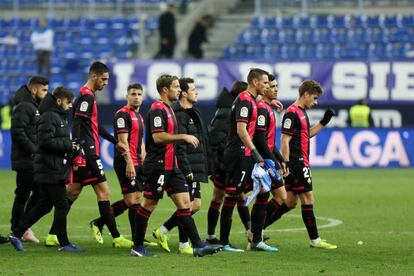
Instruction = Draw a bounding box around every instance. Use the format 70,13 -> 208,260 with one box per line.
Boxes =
264,199 -> 290,229
301,204 -> 319,240
220,197 -> 237,245
237,198 -> 251,230
129,204 -> 140,240
98,201 -> 120,238
49,197 -> 74,235
163,211 -> 178,231
251,193 -> 269,243
207,201 -> 221,236
94,199 -> 128,229
176,208 -> 202,248
133,206 -> 151,247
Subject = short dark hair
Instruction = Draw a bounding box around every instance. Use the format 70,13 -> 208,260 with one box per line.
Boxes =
230,81 -> 248,98
127,83 -> 143,92
268,74 -> 275,82
156,74 -> 179,94
247,68 -> 269,84
28,76 -> 49,87
299,80 -> 323,97
53,86 -> 74,101
89,61 -> 109,75
178,77 -> 194,99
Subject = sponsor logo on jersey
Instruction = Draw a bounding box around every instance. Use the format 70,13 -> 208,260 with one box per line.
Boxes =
284,118 -> 292,129
240,107 -> 248,118
258,115 -> 266,126
80,101 -> 89,112
117,118 -> 125,128
154,116 -> 162,127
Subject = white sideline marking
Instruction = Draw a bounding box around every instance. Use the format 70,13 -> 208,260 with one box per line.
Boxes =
0,214 -> 343,235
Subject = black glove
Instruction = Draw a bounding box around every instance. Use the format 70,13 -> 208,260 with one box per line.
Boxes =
320,109 -> 336,126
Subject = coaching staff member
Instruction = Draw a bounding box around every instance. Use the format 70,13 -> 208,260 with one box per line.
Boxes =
10,76 -> 48,243
9,87 -> 83,252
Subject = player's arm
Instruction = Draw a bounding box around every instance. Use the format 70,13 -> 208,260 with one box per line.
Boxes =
280,133 -> 292,164
237,122 -> 263,164
153,132 -> 198,148
150,108 -> 199,148
253,109 -> 279,168
117,132 -> 135,179
141,137 -> 146,161
310,109 -> 335,138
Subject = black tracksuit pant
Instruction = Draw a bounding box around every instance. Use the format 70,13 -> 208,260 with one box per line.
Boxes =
13,183 -> 70,247
11,170 -> 40,232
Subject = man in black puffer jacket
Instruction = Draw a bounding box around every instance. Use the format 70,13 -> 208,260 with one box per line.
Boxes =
10,76 -> 48,243
9,87 -> 83,253
153,77 -> 210,254
205,81 -> 252,244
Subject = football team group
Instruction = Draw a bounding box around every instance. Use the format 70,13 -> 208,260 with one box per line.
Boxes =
3,61 -> 337,257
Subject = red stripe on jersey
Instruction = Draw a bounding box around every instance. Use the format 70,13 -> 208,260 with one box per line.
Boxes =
80,86 -> 100,156
74,112 -> 88,118
239,91 -> 258,156
161,104 -> 176,170
295,107 -> 309,167
258,101 -> 276,153
126,108 -> 139,166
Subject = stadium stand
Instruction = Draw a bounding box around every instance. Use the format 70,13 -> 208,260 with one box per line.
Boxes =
223,14 -> 414,60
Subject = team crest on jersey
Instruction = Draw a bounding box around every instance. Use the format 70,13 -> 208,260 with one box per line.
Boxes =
154,116 -> 162,127
258,115 -> 266,126
240,107 -> 248,118
117,118 -> 125,128
80,101 -> 89,112
283,118 -> 292,129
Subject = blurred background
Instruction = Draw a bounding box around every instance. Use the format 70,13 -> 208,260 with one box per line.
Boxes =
0,0 -> 413,169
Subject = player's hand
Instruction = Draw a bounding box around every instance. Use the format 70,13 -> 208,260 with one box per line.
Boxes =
184,135 -> 199,148
115,142 -> 128,154
281,162 -> 289,177
185,173 -> 194,181
270,99 -> 283,112
126,163 -> 136,180
320,108 -> 336,126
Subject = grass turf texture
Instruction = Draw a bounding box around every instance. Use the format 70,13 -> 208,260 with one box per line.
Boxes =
0,169 -> 413,275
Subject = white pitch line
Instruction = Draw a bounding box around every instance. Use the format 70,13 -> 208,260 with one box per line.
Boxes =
0,214 -> 343,234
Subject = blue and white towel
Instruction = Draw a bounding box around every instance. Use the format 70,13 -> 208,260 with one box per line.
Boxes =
244,159 -> 281,206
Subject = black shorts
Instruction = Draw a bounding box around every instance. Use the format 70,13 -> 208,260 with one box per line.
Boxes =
114,165 -> 144,194
143,167 -> 189,200
210,168 -> 225,190
188,181 -> 201,201
73,155 -> 106,186
270,177 -> 284,191
284,164 -> 312,194
224,154 -> 254,195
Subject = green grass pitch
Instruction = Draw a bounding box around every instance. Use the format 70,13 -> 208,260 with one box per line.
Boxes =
0,168 -> 413,275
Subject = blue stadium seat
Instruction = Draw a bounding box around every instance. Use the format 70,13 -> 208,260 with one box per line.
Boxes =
390,27 -> 410,42
252,16 -> 266,28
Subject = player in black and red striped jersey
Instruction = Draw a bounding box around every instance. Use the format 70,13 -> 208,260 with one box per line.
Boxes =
281,80 -> 337,249
248,74 -> 287,252
55,61 -> 132,249
89,83 -> 155,246
130,74 -> 222,257
219,68 -> 269,252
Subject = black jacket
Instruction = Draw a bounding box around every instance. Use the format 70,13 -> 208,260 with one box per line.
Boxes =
34,93 -> 72,184
11,85 -> 40,170
173,101 -> 209,182
208,88 -> 235,174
